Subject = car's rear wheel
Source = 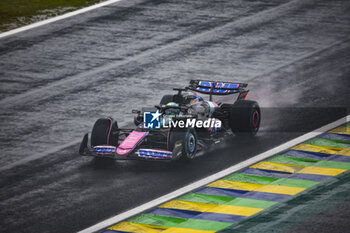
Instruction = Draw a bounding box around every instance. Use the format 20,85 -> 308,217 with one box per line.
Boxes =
229,100 -> 260,136
91,118 -> 119,147
168,128 -> 197,160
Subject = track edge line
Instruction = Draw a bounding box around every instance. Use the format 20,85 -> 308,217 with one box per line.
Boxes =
0,0 -> 125,39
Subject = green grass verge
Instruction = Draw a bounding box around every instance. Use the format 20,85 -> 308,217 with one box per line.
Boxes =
0,0 -> 106,32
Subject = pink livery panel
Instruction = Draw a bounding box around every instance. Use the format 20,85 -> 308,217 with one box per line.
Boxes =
116,131 -> 147,155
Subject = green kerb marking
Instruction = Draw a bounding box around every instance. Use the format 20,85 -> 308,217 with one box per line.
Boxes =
267,155 -> 350,170
177,218 -> 232,231
177,193 -> 276,209
305,138 -> 350,149
226,197 -> 276,209
224,173 -> 277,184
271,178 -> 319,188
266,155 -> 317,166
314,160 -> 350,170
128,214 -> 232,231
128,214 -> 186,228
328,139 -> 350,144
177,193 -> 234,205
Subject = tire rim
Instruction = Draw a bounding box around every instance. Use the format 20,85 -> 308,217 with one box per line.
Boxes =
188,133 -> 196,153
252,110 -> 259,128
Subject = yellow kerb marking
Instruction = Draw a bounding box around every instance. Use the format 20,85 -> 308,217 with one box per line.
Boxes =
298,166 -> 346,176
210,205 -> 263,216
255,184 -> 305,195
329,126 -> 350,135
207,180 -> 262,191
250,161 -> 303,173
159,200 -> 217,212
162,228 -> 215,233
292,144 -> 337,155
109,222 -> 161,233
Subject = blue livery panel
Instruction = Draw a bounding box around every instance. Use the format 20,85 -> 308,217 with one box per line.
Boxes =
138,149 -> 172,159
196,87 -> 236,94
198,81 -> 240,89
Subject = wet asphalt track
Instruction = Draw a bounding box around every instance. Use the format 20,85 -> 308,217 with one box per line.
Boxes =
0,0 -> 350,232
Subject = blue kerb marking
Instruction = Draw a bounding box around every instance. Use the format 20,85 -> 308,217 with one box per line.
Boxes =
147,208 -> 245,223
195,186 -> 291,202
317,133 -> 350,142
195,187 -> 248,198
281,150 -> 332,160
240,168 -> 330,181
195,212 -> 246,223
242,191 -> 291,202
147,208 -> 200,219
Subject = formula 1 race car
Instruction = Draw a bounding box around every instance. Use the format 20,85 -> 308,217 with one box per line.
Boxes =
79,80 -> 260,161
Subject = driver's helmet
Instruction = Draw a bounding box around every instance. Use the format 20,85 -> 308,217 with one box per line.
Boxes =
188,95 -> 203,104
165,102 -> 179,116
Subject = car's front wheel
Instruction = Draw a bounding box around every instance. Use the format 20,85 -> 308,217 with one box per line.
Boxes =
168,127 -> 197,160
91,118 -> 119,147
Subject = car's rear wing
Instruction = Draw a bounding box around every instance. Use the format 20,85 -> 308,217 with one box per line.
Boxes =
186,80 -> 249,100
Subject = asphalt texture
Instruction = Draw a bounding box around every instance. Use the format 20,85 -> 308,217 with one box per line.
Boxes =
0,0 -> 349,232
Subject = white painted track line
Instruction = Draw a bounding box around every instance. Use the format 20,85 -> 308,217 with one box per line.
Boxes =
0,0 -> 125,39
77,115 -> 349,233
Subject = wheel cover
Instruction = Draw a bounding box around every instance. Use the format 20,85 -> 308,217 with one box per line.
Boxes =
188,133 -> 196,153
252,110 -> 259,128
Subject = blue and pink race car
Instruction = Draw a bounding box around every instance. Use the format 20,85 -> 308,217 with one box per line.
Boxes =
79,80 -> 261,161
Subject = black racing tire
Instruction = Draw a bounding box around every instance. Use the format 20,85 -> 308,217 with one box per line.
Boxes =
91,118 -> 119,147
168,128 -> 197,160
229,100 -> 260,136
160,95 -> 174,105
